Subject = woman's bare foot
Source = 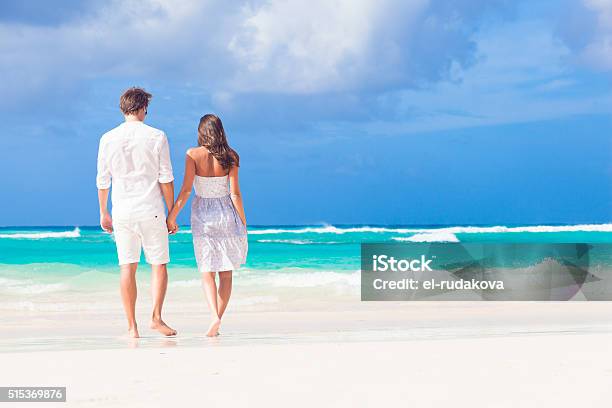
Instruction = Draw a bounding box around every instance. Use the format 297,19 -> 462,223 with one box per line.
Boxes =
206,317 -> 221,337
150,319 -> 177,336
128,326 -> 140,338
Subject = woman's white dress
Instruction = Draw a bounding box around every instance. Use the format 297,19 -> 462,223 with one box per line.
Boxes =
191,175 -> 248,272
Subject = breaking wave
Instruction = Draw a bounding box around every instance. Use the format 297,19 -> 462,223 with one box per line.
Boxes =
247,224 -> 612,235
0,227 -> 80,239
393,232 -> 460,242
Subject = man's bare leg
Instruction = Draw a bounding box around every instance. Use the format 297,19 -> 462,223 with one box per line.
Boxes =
150,264 -> 177,336
120,263 -> 139,338
217,271 -> 232,320
202,272 -> 221,337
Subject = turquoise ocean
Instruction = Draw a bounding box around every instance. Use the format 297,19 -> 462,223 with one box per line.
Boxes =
1,224 -> 612,312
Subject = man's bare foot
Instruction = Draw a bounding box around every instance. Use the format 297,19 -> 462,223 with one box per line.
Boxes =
128,326 -> 140,338
206,317 -> 221,337
150,319 -> 177,336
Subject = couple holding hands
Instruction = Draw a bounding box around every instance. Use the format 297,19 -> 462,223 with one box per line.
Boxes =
96,87 -> 247,338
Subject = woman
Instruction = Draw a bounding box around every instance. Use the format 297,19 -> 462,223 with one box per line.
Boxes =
167,114 -> 247,337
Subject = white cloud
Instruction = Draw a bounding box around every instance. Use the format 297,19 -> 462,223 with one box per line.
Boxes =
227,0 -> 427,93
558,0 -> 612,70
0,0 -> 234,106
315,19 -> 612,136
0,0 -> 507,106
535,78 -> 576,92
586,0 -> 612,25
582,0 -> 612,68
3,0 -> 605,134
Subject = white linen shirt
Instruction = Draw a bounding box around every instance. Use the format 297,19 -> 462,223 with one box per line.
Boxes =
96,121 -> 174,221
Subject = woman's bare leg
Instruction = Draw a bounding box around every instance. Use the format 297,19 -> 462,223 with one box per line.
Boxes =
120,263 -> 139,338
217,271 -> 232,319
202,272 -> 221,336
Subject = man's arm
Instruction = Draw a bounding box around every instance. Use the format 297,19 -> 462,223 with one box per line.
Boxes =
96,139 -> 113,233
98,188 -> 113,233
158,133 -> 175,214
159,182 -> 175,214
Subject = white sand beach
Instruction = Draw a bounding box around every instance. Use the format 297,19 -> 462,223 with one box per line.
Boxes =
2,301 -> 612,407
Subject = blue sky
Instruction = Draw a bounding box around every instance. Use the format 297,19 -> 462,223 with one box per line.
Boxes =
0,0 -> 610,226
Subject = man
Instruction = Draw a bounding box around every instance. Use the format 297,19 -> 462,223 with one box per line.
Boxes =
96,87 -> 177,338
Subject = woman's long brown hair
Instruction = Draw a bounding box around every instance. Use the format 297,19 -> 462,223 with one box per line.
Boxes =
197,114 -> 239,169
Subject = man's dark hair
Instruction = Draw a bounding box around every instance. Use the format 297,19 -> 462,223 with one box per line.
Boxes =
119,87 -> 152,115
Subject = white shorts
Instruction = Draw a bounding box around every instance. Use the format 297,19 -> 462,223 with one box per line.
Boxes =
113,215 -> 170,265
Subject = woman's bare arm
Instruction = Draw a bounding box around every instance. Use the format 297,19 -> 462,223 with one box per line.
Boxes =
229,165 -> 247,227
167,153 -> 196,232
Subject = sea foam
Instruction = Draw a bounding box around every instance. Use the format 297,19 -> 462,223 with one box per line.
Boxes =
241,269 -> 361,288
393,232 -> 460,242
0,227 -> 81,239
175,223 -> 612,236
248,224 -> 612,235
248,226 -> 413,234
0,277 -> 70,295
256,239 -> 314,245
